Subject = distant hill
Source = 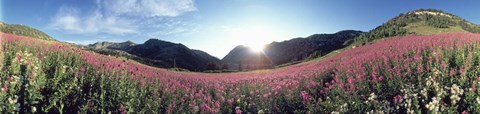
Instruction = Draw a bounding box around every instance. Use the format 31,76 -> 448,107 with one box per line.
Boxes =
355,9 -> 480,45
86,39 -> 222,71
0,22 -> 54,41
222,30 -> 363,70
222,45 -> 273,71
191,49 -> 224,67
7,9 -> 479,73
84,41 -> 173,70
89,41 -> 136,50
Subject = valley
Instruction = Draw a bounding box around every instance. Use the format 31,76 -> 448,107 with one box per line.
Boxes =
1,5 -> 480,114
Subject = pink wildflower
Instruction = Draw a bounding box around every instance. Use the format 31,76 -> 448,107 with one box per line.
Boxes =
227,98 -> 234,106
347,77 -> 355,85
378,76 -> 384,81
300,91 -> 310,104
235,107 -> 242,114
118,104 -> 126,114
393,95 -> 403,104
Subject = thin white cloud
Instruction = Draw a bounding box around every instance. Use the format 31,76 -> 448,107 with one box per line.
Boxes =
103,0 -> 196,17
65,39 -> 103,45
147,26 -> 190,37
48,6 -> 138,35
49,6 -> 83,33
65,36 -> 123,45
48,0 -> 197,35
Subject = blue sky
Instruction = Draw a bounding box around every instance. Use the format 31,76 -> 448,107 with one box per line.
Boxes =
1,0 -> 480,58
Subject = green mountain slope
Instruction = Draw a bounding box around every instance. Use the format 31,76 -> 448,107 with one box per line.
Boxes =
0,22 -> 54,41
354,9 -> 480,45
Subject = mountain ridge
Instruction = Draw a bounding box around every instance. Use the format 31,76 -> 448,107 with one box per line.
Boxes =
85,38 -> 222,71
3,9 -> 480,73
88,41 -> 136,50
222,30 -> 363,70
354,9 -> 480,45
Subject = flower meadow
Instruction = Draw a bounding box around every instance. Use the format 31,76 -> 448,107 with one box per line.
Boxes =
2,32 -> 480,113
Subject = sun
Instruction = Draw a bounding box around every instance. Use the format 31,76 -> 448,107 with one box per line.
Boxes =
231,26 -> 274,53
247,44 -> 266,53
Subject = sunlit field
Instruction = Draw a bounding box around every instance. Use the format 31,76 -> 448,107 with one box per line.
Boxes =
2,0 -> 480,113
2,32 -> 480,113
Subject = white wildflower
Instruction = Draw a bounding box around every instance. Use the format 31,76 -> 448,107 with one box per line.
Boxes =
368,93 -> 377,101
10,75 -> 20,85
435,86 -> 445,97
258,109 -> 264,114
366,110 -> 374,114
340,103 -> 348,112
405,99 -> 412,108
421,88 -> 428,98
451,84 -> 464,95
20,58 -> 26,64
8,96 -> 17,104
62,65 -> 68,73
237,98 -> 241,103
34,65 -> 39,70
476,97 -> 480,104
426,79 -> 432,86
426,97 -> 440,113
407,108 -> 414,114
450,95 -> 461,105
450,84 -> 464,105
432,68 -> 441,76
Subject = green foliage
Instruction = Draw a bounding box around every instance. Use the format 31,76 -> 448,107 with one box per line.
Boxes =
459,21 -> 480,33
354,9 -> 480,45
355,25 -> 408,45
2,34 -> 480,113
0,42 -> 154,113
206,62 -> 218,71
0,22 -> 54,41
86,48 -> 171,69
304,51 -> 325,61
426,15 -> 456,28
2,10 -> 480,113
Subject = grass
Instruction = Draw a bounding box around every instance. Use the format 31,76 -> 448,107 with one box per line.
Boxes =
404,21 -> 467,35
